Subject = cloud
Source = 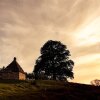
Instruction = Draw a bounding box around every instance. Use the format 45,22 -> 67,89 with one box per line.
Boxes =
0,0 -> 100,84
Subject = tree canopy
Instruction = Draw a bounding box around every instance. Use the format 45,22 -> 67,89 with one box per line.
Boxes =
33,40 -> 74,81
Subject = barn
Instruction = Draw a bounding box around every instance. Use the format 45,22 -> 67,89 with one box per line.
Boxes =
0,57 -> 26,80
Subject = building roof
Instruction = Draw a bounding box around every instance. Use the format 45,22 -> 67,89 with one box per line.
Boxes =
5,57 -> 25,74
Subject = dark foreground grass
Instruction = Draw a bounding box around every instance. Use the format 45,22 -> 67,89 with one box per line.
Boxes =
0,80 -> 100,100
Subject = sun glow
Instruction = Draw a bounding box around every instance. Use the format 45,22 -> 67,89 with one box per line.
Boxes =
76,17 -> 100,46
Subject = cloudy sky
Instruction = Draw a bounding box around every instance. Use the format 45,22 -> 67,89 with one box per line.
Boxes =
0,0 -> 100,84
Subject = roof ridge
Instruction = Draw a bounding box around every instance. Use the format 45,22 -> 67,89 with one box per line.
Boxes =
5,57 -> 25,73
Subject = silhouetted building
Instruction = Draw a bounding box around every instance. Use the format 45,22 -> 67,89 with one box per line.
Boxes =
0,57 -> 26,80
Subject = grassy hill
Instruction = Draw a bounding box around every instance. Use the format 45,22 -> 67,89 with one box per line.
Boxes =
0,80 -> 100,100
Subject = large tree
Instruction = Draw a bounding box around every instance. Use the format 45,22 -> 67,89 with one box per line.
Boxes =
33,40 -> 74,80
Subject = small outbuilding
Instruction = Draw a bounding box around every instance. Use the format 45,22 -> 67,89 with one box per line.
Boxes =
0,57 -> 26,80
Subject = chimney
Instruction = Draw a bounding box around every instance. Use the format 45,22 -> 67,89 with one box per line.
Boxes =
14,57 -> 17,61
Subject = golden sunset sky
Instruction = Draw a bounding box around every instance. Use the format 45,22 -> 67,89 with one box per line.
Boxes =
0,0 -> 100,84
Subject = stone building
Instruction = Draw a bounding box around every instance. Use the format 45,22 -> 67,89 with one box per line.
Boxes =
0,57 -> 26,80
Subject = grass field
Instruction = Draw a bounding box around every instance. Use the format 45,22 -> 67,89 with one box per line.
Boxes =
0,80 -> 100,100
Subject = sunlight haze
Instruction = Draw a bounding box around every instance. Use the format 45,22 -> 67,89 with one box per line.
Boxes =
0,0 -> 100,84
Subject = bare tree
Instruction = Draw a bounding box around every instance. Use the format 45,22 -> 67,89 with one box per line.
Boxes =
91,79 -> 100,86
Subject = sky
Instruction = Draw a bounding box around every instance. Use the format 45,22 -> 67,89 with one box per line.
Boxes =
0,0 -> 100,84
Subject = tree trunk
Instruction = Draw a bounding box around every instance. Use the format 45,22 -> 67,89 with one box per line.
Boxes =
53,73 -> 56,80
